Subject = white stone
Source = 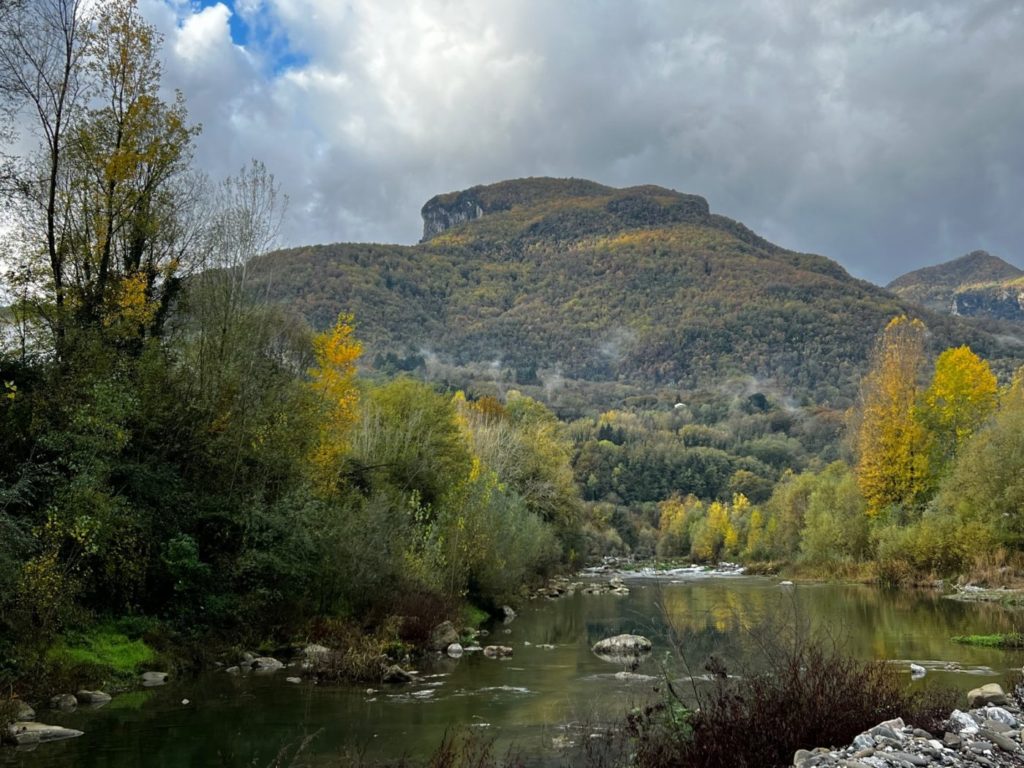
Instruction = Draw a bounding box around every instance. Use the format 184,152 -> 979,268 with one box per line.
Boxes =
949,709 -> 979,735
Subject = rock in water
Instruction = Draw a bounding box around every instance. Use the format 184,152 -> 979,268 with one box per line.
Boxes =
967,683 -> 1007,708
446,643 -> 464,658
140,671 -> 169,686
382,665 -> 413,683
3,722 -> 84,746
429,621 -> 460,651
482,645 -> 513,658
48,694 -> 77,712
251,657 -> 284,673
591,634 -> 652,655
14,702 -> 34,722
909,663 -> 926,679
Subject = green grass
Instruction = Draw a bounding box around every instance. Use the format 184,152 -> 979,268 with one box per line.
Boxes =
951,633 -> 1024,649
46,627 -> 158,679
463,604 -> 489,629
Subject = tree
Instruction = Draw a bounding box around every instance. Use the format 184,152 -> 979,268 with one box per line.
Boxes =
918,345 -> 998,473
0,0 -> 91,348
1,0 -> 199,354
308,314 -> 362,490
937,374 -> 1024,548
854,316 -> 929,517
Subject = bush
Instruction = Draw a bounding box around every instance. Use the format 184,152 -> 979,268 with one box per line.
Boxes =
46,627 -> 157,677
631,625 -> 957,768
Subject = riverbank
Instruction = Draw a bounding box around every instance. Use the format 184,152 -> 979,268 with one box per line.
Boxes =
791,681 -> 1024,768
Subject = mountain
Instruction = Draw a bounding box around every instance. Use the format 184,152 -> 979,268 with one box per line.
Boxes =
887,251 -> 1024,316
256,179 -> 1024,410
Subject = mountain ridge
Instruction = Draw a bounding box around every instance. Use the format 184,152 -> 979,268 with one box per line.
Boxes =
888,250 -> 1024,320
255,178 -> 1024,410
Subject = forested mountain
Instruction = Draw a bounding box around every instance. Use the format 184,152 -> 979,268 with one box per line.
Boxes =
888,250 -> 1024,319
257,179 -> 1023,409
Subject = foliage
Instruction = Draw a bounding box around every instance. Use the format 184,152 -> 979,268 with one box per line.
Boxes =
307,314 -> 362,490
918,345 -> 997,475
935,376 -> 1024,549
45,627 -> 157,680
854,316 -> 930,517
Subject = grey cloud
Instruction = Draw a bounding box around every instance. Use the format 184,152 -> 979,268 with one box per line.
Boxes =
144,0 -> 1024,281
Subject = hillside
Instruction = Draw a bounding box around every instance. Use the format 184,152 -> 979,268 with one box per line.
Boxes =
256,179 -> 1024,410
887,250 -> 1024,314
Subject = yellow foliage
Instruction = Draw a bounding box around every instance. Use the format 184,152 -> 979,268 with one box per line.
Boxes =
102,272 -> 158,334
855,316 -> 930,516
308,314 -> 362,491
920,345 -> 998,464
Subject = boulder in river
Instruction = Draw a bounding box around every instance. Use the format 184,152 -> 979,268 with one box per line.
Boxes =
501,605 -> 517,623
140,671 -> 168,686
909,663 -> 926,679
967,683 -> 1007,708
3,721 -> 84,746
483,645 -> 513,658
48,694 -> 77,712
591,634 -> 652,655
429,621 -> 460,651
14,702 -> 34,722
446,643 -> 464,658
251,657 -> 284,673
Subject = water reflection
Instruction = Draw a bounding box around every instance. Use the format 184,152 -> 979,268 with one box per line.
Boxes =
3,577 -> 1022,768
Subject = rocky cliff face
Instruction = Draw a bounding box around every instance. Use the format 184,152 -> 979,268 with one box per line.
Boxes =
421,190 -> 487,241
953,282 -> 1024,322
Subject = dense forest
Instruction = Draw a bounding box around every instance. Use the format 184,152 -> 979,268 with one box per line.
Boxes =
0,0 -> 579,695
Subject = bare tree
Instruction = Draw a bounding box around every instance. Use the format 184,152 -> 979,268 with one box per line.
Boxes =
0,0 -> 90,349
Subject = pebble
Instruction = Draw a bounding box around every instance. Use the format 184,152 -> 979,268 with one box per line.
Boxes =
790,697 -> 1024,767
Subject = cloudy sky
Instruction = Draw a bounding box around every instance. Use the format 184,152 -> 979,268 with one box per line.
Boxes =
139,0 -> 1024,284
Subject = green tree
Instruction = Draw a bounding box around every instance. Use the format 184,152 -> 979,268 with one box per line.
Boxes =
937,375 -> 1024,548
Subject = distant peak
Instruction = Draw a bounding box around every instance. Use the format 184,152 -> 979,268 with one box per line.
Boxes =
887,250 -> 1022,290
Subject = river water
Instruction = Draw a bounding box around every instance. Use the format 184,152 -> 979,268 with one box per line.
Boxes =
4,573 -> 1024,767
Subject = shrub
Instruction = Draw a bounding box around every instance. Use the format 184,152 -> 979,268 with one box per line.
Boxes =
631,625 -> 957,768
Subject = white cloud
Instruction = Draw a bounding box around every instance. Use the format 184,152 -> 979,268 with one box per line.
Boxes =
138,0 -> 1024,280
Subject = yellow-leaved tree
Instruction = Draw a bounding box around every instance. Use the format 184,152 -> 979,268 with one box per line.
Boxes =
919,345 -> 998,473
854,316 -> 930,517
308,314 -> 362,490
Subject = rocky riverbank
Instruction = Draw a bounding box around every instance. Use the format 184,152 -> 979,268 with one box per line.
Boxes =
793,682 -> 1024,767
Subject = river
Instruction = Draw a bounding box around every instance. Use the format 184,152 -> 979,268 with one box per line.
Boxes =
3,572 -> 1023,767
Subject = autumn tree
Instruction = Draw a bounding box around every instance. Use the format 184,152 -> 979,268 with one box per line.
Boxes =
918,345 -> 998,474
854,316 -> 930,517
308,314 -> 362,490
1,0 -> 199,354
